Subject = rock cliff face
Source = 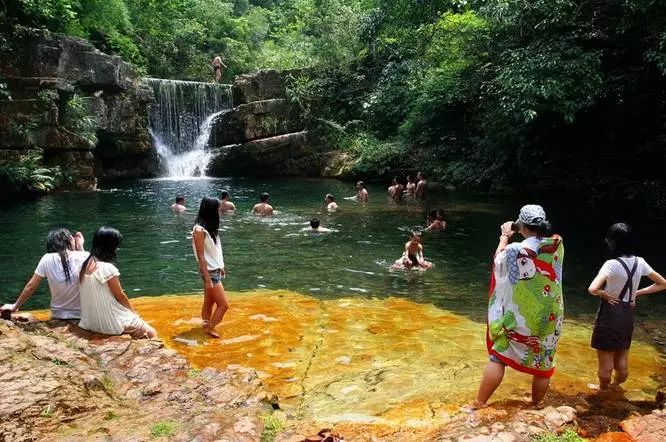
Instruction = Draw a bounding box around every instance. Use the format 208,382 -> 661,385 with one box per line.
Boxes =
207,69 -> 348,177
0,32 -> 155,188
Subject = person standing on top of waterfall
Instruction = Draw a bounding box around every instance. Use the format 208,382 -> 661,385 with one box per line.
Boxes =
212,55 -> 227,83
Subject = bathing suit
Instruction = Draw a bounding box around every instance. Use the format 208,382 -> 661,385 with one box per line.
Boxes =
408,254 -> 419,267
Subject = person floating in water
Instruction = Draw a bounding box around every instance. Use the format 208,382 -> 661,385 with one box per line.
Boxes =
425,209 -> 447,232
302,217 -> 333,234
588,223 -> 666,390
388,177 -> 403,201
324,194 -> 338,212
392,231 -> 432,270
171,195 -> 186,214
218,190 -> 236,214
192,197 -> 228,338
415,172 -> 426,198
211,55 -> 227,83
354,181 -> 369,203
253,192 -> 274,216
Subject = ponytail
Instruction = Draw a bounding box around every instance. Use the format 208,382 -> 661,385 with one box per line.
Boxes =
79,254 -> 95,282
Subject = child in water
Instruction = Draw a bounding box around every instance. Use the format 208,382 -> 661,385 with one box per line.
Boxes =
425,209 -> 447,232
392,231 -> 433,270
588,223 -> 666,390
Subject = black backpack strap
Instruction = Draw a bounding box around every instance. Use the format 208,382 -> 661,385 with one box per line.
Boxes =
616,257 -> 638,302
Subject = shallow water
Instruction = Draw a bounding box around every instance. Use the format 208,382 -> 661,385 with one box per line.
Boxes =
3,177 -> 666,324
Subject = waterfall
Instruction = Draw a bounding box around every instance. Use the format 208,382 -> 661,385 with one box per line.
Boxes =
145,78 -> 232,178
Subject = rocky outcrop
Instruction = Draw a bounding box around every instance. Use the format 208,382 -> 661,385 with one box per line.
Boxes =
207,69 -> 346,177
0,32 -> 155,189
0,317 -> 270,441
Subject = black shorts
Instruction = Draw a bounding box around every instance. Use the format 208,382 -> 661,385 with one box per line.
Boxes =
591,301 -> 634,351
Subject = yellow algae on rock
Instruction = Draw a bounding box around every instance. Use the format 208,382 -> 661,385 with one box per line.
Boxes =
125,291 -> 662,427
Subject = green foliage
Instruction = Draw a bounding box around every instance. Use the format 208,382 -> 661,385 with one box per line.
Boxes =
0,149 -> 62,194
260,413 -> 285,442
150,421 -> 178,438
345,131 -> 409,177
531,429 -> 584,442
61,94 -> 98,147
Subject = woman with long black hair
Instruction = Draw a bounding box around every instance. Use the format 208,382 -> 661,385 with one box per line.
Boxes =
3,228 -> 88,319
78,227 -> 156,338
192,197 -> 229,338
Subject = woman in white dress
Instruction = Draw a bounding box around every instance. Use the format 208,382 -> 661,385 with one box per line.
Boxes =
78,227 -> 156,339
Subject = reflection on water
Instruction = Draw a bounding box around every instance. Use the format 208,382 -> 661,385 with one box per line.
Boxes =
132,291 -> 663,425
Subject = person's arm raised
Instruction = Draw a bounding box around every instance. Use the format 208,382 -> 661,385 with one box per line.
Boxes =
494,221 -> 514,256
107,276 -> 136,313
193,228 -> 213,289
636,271 -> 666,297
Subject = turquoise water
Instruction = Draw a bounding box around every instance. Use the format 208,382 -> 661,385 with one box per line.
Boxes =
2,177 -> 666,321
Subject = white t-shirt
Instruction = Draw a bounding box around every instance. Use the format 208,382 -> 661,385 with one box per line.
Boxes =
598,256 -> 654,302
79,261 -> 141,335
34,251 -> 89,319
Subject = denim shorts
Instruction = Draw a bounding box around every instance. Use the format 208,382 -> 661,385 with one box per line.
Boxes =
207,269 -> 224,284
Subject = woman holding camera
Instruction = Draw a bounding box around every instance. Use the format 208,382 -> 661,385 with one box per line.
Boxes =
471,205 -> 564,408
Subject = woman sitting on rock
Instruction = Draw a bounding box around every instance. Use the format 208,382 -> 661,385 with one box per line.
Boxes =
472,205 -> 564,408
2,228 -> 88,320
78,227 -> 156,339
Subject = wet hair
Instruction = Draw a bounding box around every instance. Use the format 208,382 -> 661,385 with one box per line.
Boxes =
45,228 -> 74,284
606,223 -> 636,257
195,197 -> 221,243
436,209 -> 445,221
410,231 -> 422,240
220,190 -> 229,200
260,192 -> 270,203
392,177 -> 398,185
417,171 -> 424,179
427,210 -> 437,222
310,218 -> 320,229
519,219 -> 552,237
79,227 -> 123,282
175,195 -> 185,204
406,175 -> 413,183
356,181 -> 365,188
325,194 -> 335,202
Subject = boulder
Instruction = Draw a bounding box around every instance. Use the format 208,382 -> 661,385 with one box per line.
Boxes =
210,98 -> 303,146
232,69 -> 302,104
0,33 -> 135,93
208,131 -> 335,176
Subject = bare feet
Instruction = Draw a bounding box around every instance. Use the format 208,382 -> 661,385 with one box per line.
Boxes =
204,327 -> 220,338
461,400 -> 489,413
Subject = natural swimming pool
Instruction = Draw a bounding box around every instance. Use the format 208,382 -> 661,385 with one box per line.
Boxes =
3,176 -> 666,321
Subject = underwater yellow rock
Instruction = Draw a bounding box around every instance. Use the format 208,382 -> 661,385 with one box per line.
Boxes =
129,290 -> 664,427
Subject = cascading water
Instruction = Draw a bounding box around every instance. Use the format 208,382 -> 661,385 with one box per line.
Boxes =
145,78 -> 232,178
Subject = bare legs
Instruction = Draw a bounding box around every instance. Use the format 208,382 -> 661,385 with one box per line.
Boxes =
597,349 -> 629,390
474,360 -> 551,408
475,361 -> 505,407
202,283 -> 229,338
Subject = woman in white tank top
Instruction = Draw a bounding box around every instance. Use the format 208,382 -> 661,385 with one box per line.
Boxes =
192,197 -> 229,338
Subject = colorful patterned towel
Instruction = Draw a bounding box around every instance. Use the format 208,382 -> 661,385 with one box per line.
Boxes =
486,235 -> 564,377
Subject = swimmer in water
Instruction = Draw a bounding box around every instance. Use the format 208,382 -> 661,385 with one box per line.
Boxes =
218,190 -> 236,214
252,192 -> 274,216
171,195 -> 186,214
324,194 -> 338,212
425,209 -> 447,232
302,217 -> 333,234
393,231 -> 432,270
355,181 -> 369,203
